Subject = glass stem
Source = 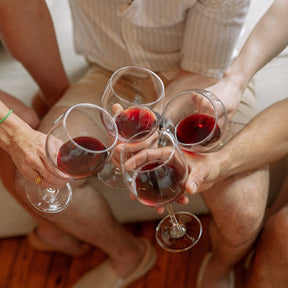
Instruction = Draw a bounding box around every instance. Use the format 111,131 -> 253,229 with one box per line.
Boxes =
166,204 -> 186,239
43,188 -> 59,203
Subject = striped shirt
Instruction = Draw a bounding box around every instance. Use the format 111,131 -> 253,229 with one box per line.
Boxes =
68,0 -> 250,79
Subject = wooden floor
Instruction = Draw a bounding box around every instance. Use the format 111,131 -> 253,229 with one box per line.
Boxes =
0,216 -> 245,288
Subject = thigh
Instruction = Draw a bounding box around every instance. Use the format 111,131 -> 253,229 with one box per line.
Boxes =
202,166 -> 269,237
38,65 -> 112,133
54,65 -> 112,108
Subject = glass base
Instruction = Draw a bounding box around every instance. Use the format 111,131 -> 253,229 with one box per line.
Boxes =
155,211 -> 202,252
26,182 -> 72,213
97,162 -> 127,189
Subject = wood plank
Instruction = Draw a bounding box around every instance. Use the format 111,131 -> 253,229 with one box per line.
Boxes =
24,250 -> 53,288
0,237 -> 20,287
66,248 -> 106,287
5,236 -> 37,288
0,216 -> 215,288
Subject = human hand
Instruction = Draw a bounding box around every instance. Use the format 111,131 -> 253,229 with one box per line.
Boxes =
120,132 -> 189,214
183,151 -> 221,195
207,76 -> 243,121
112,130 -> 159,169
8,124 -> 68,188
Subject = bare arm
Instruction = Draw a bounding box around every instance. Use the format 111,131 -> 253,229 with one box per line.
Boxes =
186,99 -> 288,194
0,98 -> 67,188
0,0 -> 70,107
220,0 -> 288,96
218,99 -> 288,178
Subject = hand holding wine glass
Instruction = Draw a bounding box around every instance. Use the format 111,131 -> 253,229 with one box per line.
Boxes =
121,130 -> 202,252
99,66 -> 165,187
26,103 -> 118,213
163,89 -> 231,153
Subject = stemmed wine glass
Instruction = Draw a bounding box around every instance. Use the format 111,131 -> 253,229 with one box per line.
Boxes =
120,130 -> 202,252
163,89 -> 230,153
26,103 -> 118,213
98,66 -> 165,188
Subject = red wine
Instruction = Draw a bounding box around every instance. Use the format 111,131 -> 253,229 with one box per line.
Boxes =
115,107 -> 157,141
57,136 -> 107,178
134,161 -> 184,207
176,113 -> 221,145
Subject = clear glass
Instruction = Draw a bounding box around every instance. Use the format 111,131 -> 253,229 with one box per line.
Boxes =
163,89 -> 231,153
98,66 -> 165,188
121,130 -> 202,252
26,103 -> 118,213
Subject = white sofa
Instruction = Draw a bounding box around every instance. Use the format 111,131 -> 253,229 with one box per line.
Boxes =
0,0 -> 287,238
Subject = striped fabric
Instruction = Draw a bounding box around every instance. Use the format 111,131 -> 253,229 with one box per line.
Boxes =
68,0 -> 250,79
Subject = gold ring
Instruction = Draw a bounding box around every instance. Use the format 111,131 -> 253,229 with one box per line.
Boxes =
34,175 -> 43,185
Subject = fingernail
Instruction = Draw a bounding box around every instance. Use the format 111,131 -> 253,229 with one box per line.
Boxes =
189,181 -> 198,194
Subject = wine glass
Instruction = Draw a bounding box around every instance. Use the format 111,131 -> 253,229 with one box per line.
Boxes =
98,66 -> 165,188
120,130 -> 202,252
163,89 -> 230,153
26,103 -> 118,213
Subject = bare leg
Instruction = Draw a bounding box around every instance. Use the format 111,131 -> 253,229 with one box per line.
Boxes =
245,173 -> 288,288
0,92 -> 92,255
10,67 -> 153,278
199,167 -> 269,288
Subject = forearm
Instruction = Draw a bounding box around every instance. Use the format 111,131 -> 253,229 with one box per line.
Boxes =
0,101 -> 32,153
0,0 -> 70,105
217,99 -> 288,180
223,0 -> 288,94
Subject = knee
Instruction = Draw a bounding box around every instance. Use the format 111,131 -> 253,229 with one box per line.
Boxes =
234,204 -> 265,244
25,109 -> 40,130
214,200 -> 266,246
264,207 -> 288,248
225,173 -> 269,244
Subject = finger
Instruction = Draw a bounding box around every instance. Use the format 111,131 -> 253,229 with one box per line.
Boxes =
156,207 -> 165,214
124,147 -> 173,170
185,173 -> 201,194
176,195 -> 189,205
37,166 -> 68,187
40,155 -> 69,185
112,103 -> 124,115
119,132 -> 159,154
129,193 -> 136,200
30,169 -> 66,189
33,173 -> 43,185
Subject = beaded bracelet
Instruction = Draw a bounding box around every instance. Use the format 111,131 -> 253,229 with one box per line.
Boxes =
0,109 -> 13,123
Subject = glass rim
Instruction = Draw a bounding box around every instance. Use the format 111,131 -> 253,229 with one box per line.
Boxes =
164,89 -> 221,147
63,103 -> 118,154
107,65 -> 165,107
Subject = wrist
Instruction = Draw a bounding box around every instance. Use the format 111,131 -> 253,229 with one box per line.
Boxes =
221,69 -> 248,96
0,112 -> 31,152
222,57 -> 255,96
210,147 -> 235,183
0,109 -> 13,123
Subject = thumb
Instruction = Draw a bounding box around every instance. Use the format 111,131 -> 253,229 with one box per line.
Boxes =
185,173 -> 202,194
